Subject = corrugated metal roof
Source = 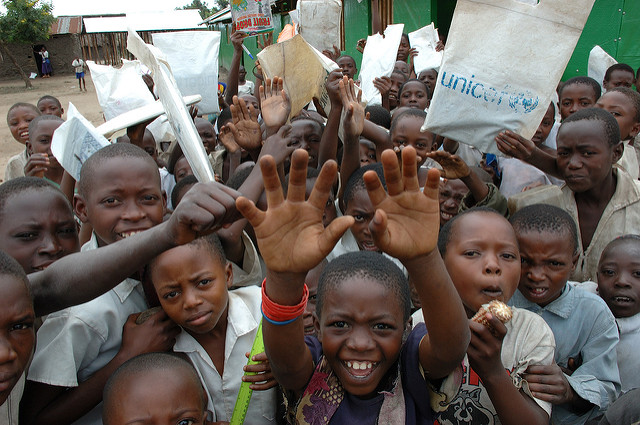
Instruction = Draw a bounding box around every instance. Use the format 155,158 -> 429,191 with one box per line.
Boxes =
201,7 -> 231,24
50,16 -> 83,34
84,10 -> 203,33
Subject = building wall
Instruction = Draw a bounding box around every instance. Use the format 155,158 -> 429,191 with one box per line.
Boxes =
0,34 -> 82,80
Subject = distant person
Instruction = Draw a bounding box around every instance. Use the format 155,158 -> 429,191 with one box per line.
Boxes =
72,56 -> 87,92
39,46 -> 52,78
237,65 -> 254,96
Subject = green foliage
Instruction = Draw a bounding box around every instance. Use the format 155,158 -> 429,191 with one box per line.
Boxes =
0,0 -> 55,43
179,0 -> 211,19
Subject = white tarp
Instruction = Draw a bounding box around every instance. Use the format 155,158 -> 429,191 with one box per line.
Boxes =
359,24 -> 404,106
297,0 -> 342,52
84,10 -> 202,33
409,23 -> 443,73
588,46 -> 617,92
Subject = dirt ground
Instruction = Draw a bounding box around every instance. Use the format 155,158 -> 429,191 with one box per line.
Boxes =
0,73 -> 105,181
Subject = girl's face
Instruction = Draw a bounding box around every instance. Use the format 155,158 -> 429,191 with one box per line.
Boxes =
596,91 -> 640,141
7,106 -> 39,145
531,103 -> 555,146
316,276 -> 406,398
418,69 -> 438,95
399,81 -> 429,110
391,115 -> 434,167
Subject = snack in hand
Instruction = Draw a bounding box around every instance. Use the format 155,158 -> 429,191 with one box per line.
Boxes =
471,300 -> 513,329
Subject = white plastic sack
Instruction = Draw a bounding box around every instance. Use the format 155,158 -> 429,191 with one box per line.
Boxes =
409,24 -> 443,74
297,0 -> 342,53
152,31 -> 221,115
359,24 -> 404,106
51,103 -> 110,181
87,59 -> 156,121
423,0 -> 595,155
588,46 -> 617,92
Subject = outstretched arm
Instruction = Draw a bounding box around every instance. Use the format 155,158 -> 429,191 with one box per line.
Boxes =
339,76 -> 365,201
29,182 -> 241,316
236,150 -> 354,395
363,147 -> 469,378
495,130 -> 561,179
225,28 -> 246,106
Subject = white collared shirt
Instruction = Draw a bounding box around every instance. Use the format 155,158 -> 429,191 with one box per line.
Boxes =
174,286 -> 276,424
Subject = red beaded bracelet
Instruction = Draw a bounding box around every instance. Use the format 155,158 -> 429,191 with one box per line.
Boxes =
261,278 -> 309,325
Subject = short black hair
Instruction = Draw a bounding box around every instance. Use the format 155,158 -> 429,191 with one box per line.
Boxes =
78,143 -> 159,197
604,63 -> 635,82
390,71 -> 409,84
438,207 -> 507,257
6,103 -> 40,123
171,174 -> 198,208
390,108 -> 427,136
561,107 -> 620,146
559,76 -> 601,101
283,167 -> 322,196
290,114 -> 325,133
510,204 -> 578,254
600,234 -> 640,263
167,144 -> 184,175
37,95 -> 62,109
343,163 -> 386,208
365,105 -> 392,129
317,251 -> 411,321
336,54 -> 356,66
0,177 -> 70,220
0,250 -> 30,296
216,107 -> 232,132
103,353 -> 206,425
188,233 -> 227,266
28,114 -> 64,140
606,87 -> 640,123
397,78 -> 431,100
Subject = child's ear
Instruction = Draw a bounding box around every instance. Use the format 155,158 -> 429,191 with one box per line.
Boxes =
161,190 -> 167,215
571,252 -> 579,273
225,262 -> 234,289
73,194 -> 89,223
612,141 -> 624,164
630,122 -> 640,139
313,313 -> 322,341
25,141 -> 33,155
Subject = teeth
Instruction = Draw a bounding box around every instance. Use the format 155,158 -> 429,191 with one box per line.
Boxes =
615,296 -> 632,302
441,212 -> 453,219
346,361 -> 373,370
532,288 -> 546,294
119,231 -> 142,238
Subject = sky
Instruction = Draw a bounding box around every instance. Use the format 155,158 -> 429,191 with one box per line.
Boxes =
0,0 -> 211,17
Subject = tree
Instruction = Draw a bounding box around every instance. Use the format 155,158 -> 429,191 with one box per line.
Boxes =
211,0 -> 229,13
0,0 -> 55,88
178,0 -> 212,19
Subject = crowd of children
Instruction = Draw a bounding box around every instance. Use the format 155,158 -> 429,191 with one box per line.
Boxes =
2,7 -> 640,425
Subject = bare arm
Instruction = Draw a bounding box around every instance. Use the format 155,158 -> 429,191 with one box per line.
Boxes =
339,77 -> 365,201
495,130 -> 562,179
427,150 -> 489,205
363,120 -> 393,161
225,29 -> 246,106
318,70 -> 345,167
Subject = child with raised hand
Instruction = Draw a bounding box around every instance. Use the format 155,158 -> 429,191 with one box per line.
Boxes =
149,233 -> 278,423
236,147 -> 470,423
434,208 -> 555,425
37,95 -> 64,117
596,236 -> 640,393
500,108 -> 640,282
5,103 -> 40,181
103,353 -> 212,425
23,115 -> 65,186
510,204 -> 620,424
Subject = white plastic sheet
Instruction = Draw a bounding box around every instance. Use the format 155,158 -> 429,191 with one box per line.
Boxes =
152,31 -> 221,115
588,46 -> 617,92
409,24 -> 443,74
423,0 -> 595,155
296,0 -> 342,53
359,24 -> 404,106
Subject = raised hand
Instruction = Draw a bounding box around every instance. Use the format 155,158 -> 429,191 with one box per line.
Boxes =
372,76 -> 392,97
339,76 -> 364,140
24,153 -> 49,178
259,124 -> 297,165
260,76 -> 291,131
322,45 -> 341,61
363,147 -> 441,260
495,130 -> 536,161
325,69 -> 344,107
426,150 -> 471,179
227,95 -> 262,151
218,125 -> 241,154
236,150 -> 354,274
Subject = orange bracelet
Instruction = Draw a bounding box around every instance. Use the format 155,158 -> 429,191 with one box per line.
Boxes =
261,278 -> 308,325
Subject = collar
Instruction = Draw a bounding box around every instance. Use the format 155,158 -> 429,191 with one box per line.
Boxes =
617,312 -> 640,335
512,283 -> 574,318
561,167 -> 640,211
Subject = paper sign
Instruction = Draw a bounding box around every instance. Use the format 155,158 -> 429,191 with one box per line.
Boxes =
409,24 -> 443,73
257,35 -> 340,118
127,28 -> 216,183
51,103 -> 110,181
231,0 -> 274,35
359,24 -> 404,106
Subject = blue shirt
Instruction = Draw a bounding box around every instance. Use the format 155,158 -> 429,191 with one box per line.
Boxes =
510,283 -> 621,425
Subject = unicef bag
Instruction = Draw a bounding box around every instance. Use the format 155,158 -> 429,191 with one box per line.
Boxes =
423,0 -> 595,155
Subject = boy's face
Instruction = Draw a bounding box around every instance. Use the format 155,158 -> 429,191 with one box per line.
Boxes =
516,230 -> 577,307
336,57 -> 357,80
105,368 -> 207,425
439,179 -> 467,227
195,119 -> 216,154
174,157 -> 194,184
344,190 -> 377,252
597,240 -> 640,318
316,276 -> 405,398
391,116 -> 434,167
559,83 -> 597,121
290,120 -> 322,168
532,103 -> 555,146
306,178 -> 337,228
399,81 -> 429,110
239,66 -> 247,81
0,190 -> 79,274
418,69 -> 438,95
443,212 -> 520,318
359,139 -> 377,166
388,74 -> 406,109
556,120 -> 622,194
74,157 -> 165,246
27,120 -> 62,169
0,275 -> 35,406
240,95 -> 260,114
596,91 -> 640,140
132,132 -> 158,163
302,262 -> 323,336
151,245 -> 232,335
7,106 -> 38,145
37,99 -> 63,118
604,70 -> 635,91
